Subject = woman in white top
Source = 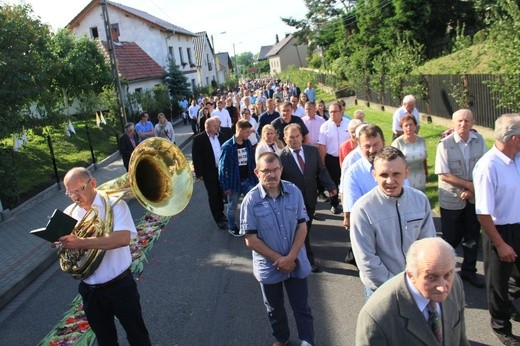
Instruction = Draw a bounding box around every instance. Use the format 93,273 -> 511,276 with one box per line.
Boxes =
391,114 -> 428,191
255,124 -> 284,162
240,108 -> 259,147
155,113 -> 175,143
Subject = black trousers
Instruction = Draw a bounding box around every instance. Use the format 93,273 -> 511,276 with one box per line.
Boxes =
78,272 -> 151,346
440,203 -> 480,273
203,173 -> 225,224
305,205 -> 316,265
483,224 -> 520,335
324,154 -> 340,207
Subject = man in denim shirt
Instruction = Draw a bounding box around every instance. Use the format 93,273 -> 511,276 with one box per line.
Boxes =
240,152 -> 314,346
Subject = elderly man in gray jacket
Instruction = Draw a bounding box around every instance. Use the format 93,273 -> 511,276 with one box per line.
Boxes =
351,146 -> 436,299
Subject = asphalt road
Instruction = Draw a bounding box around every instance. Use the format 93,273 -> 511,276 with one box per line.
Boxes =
0,140 -> 518,345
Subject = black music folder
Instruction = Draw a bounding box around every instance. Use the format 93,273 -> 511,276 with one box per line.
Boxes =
30,209 -> 77,242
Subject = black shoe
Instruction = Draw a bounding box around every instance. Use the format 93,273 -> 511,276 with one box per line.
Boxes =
317,192 -> 329,202
313,213 -> 325,221
217,221 -> 227,229
494,331 -> 520,345
459,271 -> 485,288
511,305 -> 520,322
330,205 -> 342,214
345,248 -> 357,266
228,227 -> 243,237
311,264 -> 322,273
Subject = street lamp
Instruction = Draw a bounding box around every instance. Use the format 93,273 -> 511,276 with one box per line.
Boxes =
232,42 -> 242,86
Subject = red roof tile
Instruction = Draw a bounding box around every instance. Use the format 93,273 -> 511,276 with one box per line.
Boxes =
101,41 -> 165,82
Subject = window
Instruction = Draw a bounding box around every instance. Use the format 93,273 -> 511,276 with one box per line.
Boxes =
187,48 -> 194,67
168,46 -> 174,62
191,79 -> 196,91
179,47 -> 186,65
206,77 -> 209,85
135,88 -> 142,94
110,23 -> 120,41
90,27 -> 99,39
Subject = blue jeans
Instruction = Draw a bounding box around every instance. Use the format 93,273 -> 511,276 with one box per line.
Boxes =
260,277 -> 314,345
227,179 -> 255,229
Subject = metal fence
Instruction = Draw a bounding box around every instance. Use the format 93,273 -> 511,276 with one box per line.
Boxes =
355,74 -> 515,129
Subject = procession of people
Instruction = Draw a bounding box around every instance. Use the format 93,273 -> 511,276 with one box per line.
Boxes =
65,77 -> 520,345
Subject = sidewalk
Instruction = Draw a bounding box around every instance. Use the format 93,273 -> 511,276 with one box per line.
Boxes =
0,120 -> 195,311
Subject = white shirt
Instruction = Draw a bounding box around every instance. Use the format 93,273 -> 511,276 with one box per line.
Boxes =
188,105 -> 199,120
64,193 -> 137,285
341,157 -> 375,212
293,105 -> 305,118
208,133 -> 221,167
405,274 -> 442,321
341,147 -> 362,176
302,114 -> 325,146
212,108 -> 232,128
392,106 -> 420,132
473,146 -> 520,224
317,118 -> 351,157
289,147 -> 306,173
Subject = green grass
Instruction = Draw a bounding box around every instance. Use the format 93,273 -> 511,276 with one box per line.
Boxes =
346,105 -> 454,215
2,123 -> 118,208
418,43 -> 493,74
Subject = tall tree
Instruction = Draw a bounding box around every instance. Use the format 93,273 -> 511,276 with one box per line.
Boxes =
0,4 -> 53,138
485,0 -> 520,111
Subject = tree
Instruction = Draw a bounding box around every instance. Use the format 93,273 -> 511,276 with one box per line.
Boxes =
385,36 -> 425,102
46,29 -> 112,109
484,0 -> 520,111
0,4 -> 53,139
164,61 -> 191,117
164,61 -> 191,100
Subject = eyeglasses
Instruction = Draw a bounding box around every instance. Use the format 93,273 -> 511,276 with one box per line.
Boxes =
65,179 -> 91,197
258,167 -> 281,175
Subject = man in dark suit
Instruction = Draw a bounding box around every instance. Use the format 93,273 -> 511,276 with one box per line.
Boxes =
280,123 -> 337,273
192,117 -> 227,229
356,237 -> 469,346
118,122 -> 139,172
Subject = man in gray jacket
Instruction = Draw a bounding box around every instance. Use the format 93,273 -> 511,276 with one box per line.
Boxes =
435,109 -> 486,288
356,237 -> 469,346
351,146 -> 436,299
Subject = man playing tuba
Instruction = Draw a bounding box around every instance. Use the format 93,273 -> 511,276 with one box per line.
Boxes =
58,167 -> 151,345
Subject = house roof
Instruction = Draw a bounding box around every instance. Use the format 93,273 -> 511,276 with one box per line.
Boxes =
68,0 -> 196,37
193,32 -> 214,66
100,41 -> 165,82
257,45 -> 273,61
265,34 -> 295,57
215,52 -> 233,70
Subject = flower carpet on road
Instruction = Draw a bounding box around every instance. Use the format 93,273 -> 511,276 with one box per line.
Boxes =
38,214 -> 170,346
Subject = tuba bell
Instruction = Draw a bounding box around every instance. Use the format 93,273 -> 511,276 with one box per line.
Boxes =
59,137 -> 193,280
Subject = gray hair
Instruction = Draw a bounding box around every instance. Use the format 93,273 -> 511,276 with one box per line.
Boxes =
494,113 -> 520,143
348,119 -> 363,131
406,237 -> 455,277
402,95 -> 416,105
124,122 -> 135,132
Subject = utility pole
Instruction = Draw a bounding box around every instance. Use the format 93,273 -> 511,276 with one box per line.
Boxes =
101,0 -> 127,130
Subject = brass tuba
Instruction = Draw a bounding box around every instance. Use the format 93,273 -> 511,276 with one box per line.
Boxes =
59,137 -> 193,280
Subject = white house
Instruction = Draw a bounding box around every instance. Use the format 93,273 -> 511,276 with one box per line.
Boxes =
67,0 -> 199,90
215,52 -> 234,85
265,34 -> 307,75
193,32 -> 218,88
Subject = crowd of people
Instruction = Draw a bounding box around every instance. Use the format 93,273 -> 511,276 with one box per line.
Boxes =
109,78 -> 520,345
